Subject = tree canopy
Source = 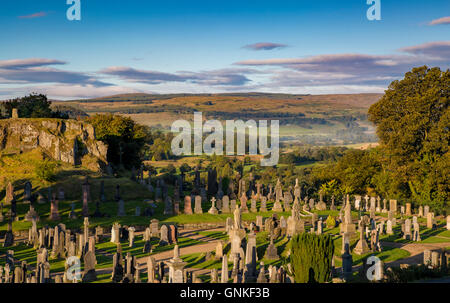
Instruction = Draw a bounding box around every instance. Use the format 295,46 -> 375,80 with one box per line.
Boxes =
368,66 -> 449,212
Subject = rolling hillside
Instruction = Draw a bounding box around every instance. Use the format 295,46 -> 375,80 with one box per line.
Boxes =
54,93 -> 383,145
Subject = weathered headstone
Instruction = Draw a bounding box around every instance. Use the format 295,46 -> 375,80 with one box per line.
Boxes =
221,195 -> 230,213
405,203 -> 412,216
260,196 -> 268,212
389,199 -> 397,214
159,225 -> 169,246
184,196 -> 192,215
427,212 -> 435,229
194,195 -> 203,214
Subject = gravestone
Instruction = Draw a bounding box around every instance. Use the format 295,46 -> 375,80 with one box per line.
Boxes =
264,237 -> 279,260
283,192 -> 293,212
5,182 -> 15,205
386,220 -> 393,235
388,210 -> 396,226
184,196 -> 192,215
382,199 -> 388,213
163,196 -> 173,216
225,217 -> 233,233
128,227 -> 136,247
353,221 -> 370,255
82,251 -> 97,282
376,196 -> 381,212
147,256 -> 156,283
403,219 -> 412,240
48,196 -> 60,221
25,204 -> 39,222
423,250 -> 432,266
256,216 -> 264,231
389,199 -> 397,214
245,232 -> 257,279
230,199 -> 237,212
424,205 -> 430,218
221,256 -> 229,283
256,262 -> 267,283
222,195 -> 230,213
215,241 -> 223,259
117,199 -> 125,217
250,198 -> 257,213
447,216 -> 450,231
342,243 -> 353,280
81,178 -> 91,217
166,245 -> 187,283
260,197 -> 268,212
354,195 -> 361,210
159,225 -> 169,246
111,223 -> 121,244
240,194 -> 249,213
427,212 -> 435,229
169,225 -> 178,244
405,203 -> 412,216
413,222 -> 421,241
370,196 -> 376,211
194,196 -> 203,214
150,219 -> 159,237
208,197 -> 219,215
24,181 -> 32,201
293,178 -> 301,201
69,203 -> 77,219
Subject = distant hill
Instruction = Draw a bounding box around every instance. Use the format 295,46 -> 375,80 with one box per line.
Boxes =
54,92 -> 383,145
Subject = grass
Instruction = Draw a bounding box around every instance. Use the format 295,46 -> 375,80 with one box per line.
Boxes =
333,234 -> 411,267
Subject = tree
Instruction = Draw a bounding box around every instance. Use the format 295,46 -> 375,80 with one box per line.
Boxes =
368,66 -> 449,212
3,94 -> 53,118
289,233 -> 334,283
87,114 -> 148,169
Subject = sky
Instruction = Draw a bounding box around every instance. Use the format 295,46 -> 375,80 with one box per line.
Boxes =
0,0 -> 449,99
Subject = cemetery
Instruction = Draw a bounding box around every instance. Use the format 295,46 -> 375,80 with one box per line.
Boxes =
0,166 -> 449,284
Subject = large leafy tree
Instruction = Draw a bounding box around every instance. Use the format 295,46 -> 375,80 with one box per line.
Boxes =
368,66 -> 449,211
87,114 -> 149,169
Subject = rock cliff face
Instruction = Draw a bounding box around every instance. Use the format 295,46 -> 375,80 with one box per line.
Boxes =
0,118 -> 108,171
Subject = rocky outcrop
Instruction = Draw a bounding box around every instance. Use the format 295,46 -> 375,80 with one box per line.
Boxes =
0,118 -> 108,171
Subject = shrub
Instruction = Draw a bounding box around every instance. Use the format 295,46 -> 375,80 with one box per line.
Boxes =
326,216 -> 336,229
289,233 -> 335,283
35,160 -> 58,182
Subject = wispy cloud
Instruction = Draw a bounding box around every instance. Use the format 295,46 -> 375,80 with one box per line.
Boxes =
0,58 -> 110,87
100,66 -> 257,86
429,16 -> 450,26
18,12 -> 48,19
243,42 -> 288,51
234,41 -> 450,89
0,58 -> 66,69
398,41 -> 450,60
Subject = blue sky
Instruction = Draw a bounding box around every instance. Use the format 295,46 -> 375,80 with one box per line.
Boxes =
0,0 -> 449,99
